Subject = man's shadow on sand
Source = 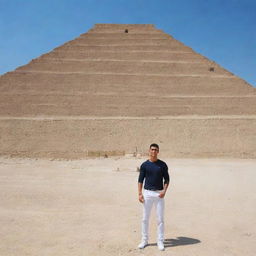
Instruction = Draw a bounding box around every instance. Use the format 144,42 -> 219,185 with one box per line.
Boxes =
148,236 -> 201,247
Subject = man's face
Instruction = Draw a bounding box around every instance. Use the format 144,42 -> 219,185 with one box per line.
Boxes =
149,146 -> 159,158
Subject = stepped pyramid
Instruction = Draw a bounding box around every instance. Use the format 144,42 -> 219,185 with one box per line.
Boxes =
0,24 -> 256,158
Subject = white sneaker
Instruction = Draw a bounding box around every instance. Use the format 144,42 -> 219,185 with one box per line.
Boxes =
138,240 -> 148,249
157,241 -> 165,251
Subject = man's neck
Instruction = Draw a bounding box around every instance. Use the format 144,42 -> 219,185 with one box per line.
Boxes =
149,157 -> 158,162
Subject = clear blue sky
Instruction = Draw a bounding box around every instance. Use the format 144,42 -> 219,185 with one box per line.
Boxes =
0,0 -> 255,87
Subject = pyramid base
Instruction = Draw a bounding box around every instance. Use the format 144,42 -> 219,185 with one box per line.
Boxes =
1,117 -> 255,159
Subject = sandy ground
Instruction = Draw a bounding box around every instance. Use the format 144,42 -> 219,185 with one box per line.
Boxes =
0,156 -> 255,256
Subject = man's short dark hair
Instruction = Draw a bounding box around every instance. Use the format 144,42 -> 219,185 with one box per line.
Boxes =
150,143 -> 159,149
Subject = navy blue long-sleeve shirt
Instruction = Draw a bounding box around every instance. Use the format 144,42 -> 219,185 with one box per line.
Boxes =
138,159 -> 170,190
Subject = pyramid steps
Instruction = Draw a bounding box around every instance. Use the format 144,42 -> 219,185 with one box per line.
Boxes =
88,24 -> 163,33
1,72 -> 254,95
1,115 -> 256,120
16,59 -> 231,76
68,38 -> 179,45
41,57 -> 206,64
0,23 -> 255,158
79,33 -> 171,39
41,50 -> 206,62
55,44 -> 195,51
1,93 -> 255,116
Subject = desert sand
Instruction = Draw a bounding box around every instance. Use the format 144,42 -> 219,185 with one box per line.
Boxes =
0,156 -> 255,256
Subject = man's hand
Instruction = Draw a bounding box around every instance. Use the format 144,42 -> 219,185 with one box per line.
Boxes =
159,183 -> 169,198
159,191 -> 166,198
138,183 -> 144,203
139,194 -> 144,203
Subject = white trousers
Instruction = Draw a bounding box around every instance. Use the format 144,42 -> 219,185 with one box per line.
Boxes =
141,189 -> 165,242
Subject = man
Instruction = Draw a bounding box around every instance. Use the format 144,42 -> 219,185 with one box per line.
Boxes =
138,143 -> 170,251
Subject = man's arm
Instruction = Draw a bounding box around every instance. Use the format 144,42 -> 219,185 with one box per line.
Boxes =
138,182 -> 144,203
138,164 -> 145,203
159,163 -> 170,198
